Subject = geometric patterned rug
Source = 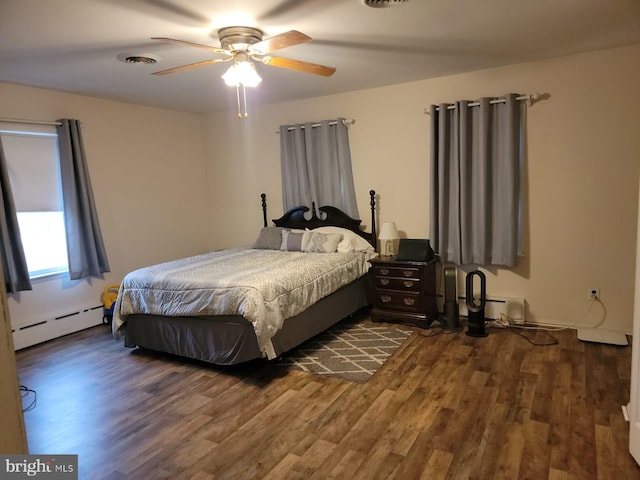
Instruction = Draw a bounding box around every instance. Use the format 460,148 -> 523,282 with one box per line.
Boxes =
277,318 -> 413,383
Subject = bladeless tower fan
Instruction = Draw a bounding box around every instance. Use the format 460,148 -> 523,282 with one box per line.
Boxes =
465,270 -> 488,337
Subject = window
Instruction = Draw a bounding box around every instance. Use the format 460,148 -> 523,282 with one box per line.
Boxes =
0,126 -> 69,279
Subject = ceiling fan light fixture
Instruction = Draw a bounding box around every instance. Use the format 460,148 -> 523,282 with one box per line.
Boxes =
221,60 -> 262,88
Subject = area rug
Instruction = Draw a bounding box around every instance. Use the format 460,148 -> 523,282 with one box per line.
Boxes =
277,319 -> 413,383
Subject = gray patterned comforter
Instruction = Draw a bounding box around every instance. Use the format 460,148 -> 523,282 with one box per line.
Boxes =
112,248 -> 371,359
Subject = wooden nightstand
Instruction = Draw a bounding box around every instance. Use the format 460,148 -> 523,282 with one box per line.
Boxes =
369,255 -> 438,327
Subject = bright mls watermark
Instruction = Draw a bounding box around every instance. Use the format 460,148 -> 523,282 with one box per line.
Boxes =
0,455 -> 77,479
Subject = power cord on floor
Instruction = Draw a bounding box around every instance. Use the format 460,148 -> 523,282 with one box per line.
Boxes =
20,385 -> 36,412
487,314 -> 560,346
507,327 -> 559,346
413,312 -> 561,346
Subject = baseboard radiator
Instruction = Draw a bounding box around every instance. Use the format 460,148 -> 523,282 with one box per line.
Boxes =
12,304 -> 104,350
457,296 -> 526,324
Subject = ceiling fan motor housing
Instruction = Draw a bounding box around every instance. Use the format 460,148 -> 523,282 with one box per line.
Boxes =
218,26 -> 263,51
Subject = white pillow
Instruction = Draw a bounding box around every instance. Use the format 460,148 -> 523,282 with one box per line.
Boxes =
304,232 -> 343,253
311,226 -> 375,253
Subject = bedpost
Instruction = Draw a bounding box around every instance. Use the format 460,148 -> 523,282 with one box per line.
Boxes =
261,193 -> 267,227
369,190 -> 377,250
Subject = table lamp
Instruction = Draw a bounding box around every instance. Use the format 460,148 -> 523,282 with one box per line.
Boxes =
378,222 -> 400,257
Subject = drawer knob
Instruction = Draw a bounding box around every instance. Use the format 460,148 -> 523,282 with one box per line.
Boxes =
380,294 -> 392,303
380,268 -> 390,275
380,278 -> 390,286
403,280 -> 414,288
403,297 -> 415,306
403,270 -> 413,277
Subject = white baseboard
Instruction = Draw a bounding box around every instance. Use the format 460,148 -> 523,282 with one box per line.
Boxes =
13,305 -> 104,350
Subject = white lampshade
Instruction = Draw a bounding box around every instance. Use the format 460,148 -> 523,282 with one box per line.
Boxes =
379,222 -> 399,256
378,222 -> 399,240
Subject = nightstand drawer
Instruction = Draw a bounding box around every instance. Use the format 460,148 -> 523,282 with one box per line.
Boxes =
375,276 -> 421,291
374,265 -> 423,280
374,290 -> 422,313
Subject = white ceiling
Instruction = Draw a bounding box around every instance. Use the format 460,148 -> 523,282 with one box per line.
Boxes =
1,0 -> 640,114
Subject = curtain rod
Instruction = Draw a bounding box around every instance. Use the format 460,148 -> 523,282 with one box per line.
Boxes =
275,118 -> 355,134
0,117 -> 62,127
423,93 -> 543,115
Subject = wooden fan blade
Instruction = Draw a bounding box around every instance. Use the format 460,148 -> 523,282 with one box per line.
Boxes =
151,37 -> 229,54
260,56 -> 336,76
250,30 -> 311,54
152,57 -> 231,76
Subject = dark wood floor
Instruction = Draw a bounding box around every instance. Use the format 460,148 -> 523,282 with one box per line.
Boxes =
15,317 -> 639,480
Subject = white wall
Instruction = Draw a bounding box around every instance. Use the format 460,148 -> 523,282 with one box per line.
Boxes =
0,83 -> 210,346
203,44 -> 640,333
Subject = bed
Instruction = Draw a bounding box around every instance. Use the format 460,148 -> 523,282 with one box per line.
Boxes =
112,191 -> 378,365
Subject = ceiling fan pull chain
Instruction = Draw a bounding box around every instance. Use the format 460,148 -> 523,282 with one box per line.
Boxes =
243,84 -> 249,118
233,84 -> 250,118
235,85 -> 242,119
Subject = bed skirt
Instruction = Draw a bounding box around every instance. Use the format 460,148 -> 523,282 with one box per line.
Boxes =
123,275 -> 371,365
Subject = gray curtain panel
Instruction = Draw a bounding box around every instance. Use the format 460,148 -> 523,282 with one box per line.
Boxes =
280,118 -> 359,219
0,137 -> 32,293
56,119 -> 110,280
429,94 -> 522,267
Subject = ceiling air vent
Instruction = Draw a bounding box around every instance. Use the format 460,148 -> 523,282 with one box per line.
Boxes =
117,53 -> 160,65
361,0 -> 409,7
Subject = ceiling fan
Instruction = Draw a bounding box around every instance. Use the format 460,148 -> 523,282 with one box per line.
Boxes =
151,26 -> 336,78
151,27 -> 335,117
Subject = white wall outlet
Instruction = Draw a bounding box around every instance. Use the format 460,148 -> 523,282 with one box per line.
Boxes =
588,288 -> 600,299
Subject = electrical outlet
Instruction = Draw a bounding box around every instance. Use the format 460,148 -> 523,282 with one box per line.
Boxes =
588,288 -> 600,299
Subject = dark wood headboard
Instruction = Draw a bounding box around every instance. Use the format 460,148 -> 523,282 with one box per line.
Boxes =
261,190 -> 377,248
